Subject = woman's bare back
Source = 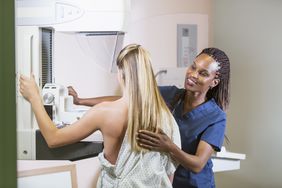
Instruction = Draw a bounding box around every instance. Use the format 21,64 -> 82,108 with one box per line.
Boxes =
94,99 -> 128,164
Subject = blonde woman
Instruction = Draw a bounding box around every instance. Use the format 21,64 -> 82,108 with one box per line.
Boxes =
20,44 -> 181,188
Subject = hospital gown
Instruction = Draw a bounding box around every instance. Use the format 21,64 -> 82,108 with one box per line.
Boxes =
97,116 -> 181,188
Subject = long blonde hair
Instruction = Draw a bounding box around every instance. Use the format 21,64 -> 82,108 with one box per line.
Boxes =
117,44 -> 174,152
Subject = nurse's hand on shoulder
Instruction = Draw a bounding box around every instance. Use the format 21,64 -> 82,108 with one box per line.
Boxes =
137,128 -> 174,153
19,74 -> 40,102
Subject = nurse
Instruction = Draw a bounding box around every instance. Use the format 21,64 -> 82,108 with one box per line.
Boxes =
137,47 -> 230,188
68,47 -> 230,188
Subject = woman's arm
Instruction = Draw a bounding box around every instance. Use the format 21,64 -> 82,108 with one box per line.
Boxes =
137,130 -> 214,173
68,86 -> 120,107
20,74 -> 105,148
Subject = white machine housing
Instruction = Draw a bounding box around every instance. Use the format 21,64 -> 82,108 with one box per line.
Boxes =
42,83 -> 87,126
16,0 -> 130,32
16,0 -> 130,160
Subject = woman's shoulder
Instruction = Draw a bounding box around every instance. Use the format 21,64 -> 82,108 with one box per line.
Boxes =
88,100 -> 127,137
92,99 -> 125,111
87,100 -> 127,122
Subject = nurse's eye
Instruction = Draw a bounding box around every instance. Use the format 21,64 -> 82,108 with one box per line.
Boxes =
200,71 -> 209,77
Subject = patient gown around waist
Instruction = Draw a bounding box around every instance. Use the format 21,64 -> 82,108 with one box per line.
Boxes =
97,119 -> 181,188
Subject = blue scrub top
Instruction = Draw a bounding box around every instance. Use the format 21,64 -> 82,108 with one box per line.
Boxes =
159,86 -> 226,188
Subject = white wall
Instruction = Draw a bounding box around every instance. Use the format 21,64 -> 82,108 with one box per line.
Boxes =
124,0 -> 212,71
127,0 -> 213,44
53,32 -> 121,98
213,0 -> 282,187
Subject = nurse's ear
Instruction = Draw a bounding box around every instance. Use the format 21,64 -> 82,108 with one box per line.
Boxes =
210,78 -> 220,89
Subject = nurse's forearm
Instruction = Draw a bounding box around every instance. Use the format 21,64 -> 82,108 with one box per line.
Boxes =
168,141 -> 213,174
76,96 -> 121,106
168,144 -> 203,173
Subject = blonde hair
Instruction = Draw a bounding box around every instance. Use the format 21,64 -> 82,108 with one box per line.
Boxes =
117,44 -> 174,152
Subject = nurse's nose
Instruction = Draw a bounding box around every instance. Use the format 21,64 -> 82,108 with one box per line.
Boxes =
189,70 -> 198,79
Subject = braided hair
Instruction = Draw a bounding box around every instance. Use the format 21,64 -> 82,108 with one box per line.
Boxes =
198,48 -> 230,111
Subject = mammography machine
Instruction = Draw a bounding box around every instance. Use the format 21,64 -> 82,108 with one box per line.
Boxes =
15,0 -> 130,160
